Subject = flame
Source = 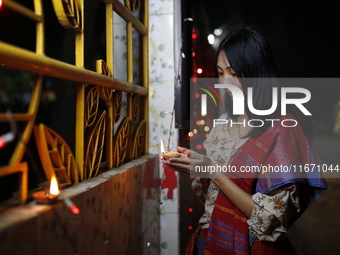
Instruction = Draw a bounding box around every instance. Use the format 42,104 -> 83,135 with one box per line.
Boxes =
0,0 -> 2,9
49,175 -> 60,196
160,138 -> 165,153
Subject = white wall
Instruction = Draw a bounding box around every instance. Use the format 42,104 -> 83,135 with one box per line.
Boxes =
149,0 -> 180,254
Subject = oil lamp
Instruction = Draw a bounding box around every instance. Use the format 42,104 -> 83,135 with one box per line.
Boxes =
160,138 -> 180,160
33,175 -> 60,204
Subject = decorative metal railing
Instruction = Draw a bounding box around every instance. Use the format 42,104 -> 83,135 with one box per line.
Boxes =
0,0 -> 149,204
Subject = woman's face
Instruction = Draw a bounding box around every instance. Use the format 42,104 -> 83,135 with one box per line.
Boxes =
217,51 -> 243,98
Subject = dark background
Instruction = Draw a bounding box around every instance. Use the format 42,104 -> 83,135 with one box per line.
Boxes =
192,0 -> 340,78
179,0 -> 340,254
178,0 -> 340,146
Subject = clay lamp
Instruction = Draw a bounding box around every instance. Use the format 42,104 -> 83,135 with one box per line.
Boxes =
33,175 -> 60,204
160,138 -> 181,160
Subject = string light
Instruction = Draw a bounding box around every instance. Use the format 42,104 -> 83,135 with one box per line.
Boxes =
0,132 -> 14,148
207,34 -> 215,45
192,28 -> 197,40
64,197 -> 80,215
214,28 -> 223,36
0,87 -> 17,148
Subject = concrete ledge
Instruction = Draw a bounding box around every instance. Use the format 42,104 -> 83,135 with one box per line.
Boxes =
0,154 -> 160,255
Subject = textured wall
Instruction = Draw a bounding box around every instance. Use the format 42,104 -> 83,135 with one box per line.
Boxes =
148,0 -> 180,255
112,0 -> 181,252
0,155 -> 160,255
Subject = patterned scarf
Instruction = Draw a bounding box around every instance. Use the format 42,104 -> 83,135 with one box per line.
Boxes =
203,114 -> 327,254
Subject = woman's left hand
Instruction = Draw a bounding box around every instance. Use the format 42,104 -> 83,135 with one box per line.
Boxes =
161,146 -> 213,175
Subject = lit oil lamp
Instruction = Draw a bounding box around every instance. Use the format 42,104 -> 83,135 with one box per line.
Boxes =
33,174 -> 60,204
160,138 -> 180,160
32,174 -> 80,214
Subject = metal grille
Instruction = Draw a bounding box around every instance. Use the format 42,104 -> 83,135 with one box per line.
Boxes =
0,0 -> 149,204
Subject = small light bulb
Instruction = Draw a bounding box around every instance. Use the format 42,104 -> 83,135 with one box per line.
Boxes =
0,132 -> 14,148
207,34 -> 215,45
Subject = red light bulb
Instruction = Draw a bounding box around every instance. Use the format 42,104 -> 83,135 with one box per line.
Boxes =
0,137 -> 5,148
70,205 -> 80,214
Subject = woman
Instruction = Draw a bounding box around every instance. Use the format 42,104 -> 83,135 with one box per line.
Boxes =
162,27 -> 327,254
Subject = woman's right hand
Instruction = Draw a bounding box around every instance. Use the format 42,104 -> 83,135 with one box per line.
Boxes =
160,146 -> 190,174
161,146 -> 214,176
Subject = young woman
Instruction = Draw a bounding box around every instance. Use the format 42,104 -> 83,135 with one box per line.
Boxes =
162,27 -> 327,254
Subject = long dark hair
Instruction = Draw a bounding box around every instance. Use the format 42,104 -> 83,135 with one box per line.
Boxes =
217,26 -> 281,137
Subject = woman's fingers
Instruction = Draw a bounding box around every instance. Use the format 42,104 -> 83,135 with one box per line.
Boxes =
160,147 -> 211,175
177,146 -> 202,160
163,161 -> 190,174
177,146 -> 193,156
169,156 -> 190,165
167,161 -> 190,170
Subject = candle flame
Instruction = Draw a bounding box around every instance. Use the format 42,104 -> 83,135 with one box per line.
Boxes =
49,175 -> 59,195
160,138 -> 165,153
